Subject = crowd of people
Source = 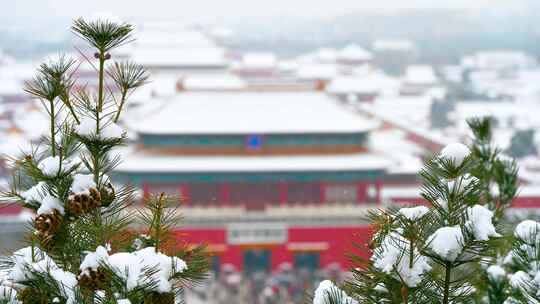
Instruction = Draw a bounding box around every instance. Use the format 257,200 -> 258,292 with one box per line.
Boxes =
185,262 -> 351,304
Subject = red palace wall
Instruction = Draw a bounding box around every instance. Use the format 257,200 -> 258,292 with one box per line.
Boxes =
175,225 -> 374,272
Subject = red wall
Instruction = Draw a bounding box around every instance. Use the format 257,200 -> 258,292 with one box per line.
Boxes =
176,226 -> 373,271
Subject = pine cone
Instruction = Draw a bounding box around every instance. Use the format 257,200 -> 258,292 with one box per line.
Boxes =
67,195 -> 83,215
35,209 -> 62,234
78,267 -> 110,291
34,209 -> 62,249
144,292 -> 175,304
89,187 -> 102,208
67,187 -> 102,215
17,287 -> 49,304
100,182 -> 116,207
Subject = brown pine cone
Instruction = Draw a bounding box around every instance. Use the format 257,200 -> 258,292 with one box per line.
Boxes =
39,233 -> 57,250
89,187 -> 102,209
67,188 -> 102,215
34,209 -> 62,236
100,183 -> 116,207
144,292 -> 175,304
34,209 -> 62,250
17,287 -> 49,304
78,267 -> 110,291
67,197 -> 84,215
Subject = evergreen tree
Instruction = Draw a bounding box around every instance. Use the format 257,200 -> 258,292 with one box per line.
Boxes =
313,118 -> 519,304
467,117 -> 518,219
0,16 -> 208,304
466,117 -> 520,304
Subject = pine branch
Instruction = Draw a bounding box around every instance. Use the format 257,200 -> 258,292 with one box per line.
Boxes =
107,61 -> 149,122
71,18 -> 134,53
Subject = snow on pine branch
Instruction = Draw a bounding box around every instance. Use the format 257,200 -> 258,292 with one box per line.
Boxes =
79,245 -> 188,293
4,247 -> 78,304
398,205 -> 429,221
38,156 -> 77,176
36,195 -> 64,215
70,173 -> 96,194
465,205 -> 500,241
372,231 -> 431,287
427,226 -> 464,262
313,280 -> 357,304
75,116 -> 124,139
440,142 -> 470,166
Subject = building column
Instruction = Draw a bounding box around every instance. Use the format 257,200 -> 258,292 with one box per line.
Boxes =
279,181 -> 288,207
219,183 -> 230,207
179,184 -> 189,205
142,182 -> 149,202
319,181 -> 326,204
375,179 -> 382,205
356,182 -> 367,204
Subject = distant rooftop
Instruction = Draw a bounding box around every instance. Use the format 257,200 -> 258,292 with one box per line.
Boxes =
337,44 -> 372,62
129,92 -> 380,135
130,25 -> 228,69
404,65 -> 438,85
326,72 -> 400,94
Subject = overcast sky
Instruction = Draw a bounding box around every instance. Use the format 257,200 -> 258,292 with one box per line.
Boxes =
4,0 -> 526,34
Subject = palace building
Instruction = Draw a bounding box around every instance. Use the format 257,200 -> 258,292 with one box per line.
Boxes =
115,91 -> 391,273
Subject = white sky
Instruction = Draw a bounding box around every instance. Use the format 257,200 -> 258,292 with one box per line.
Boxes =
4,0 -> 526,33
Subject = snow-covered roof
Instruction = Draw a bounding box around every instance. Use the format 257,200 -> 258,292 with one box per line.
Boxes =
130,25 -> 229,69
0,62 -> 36,95
452,102 -> 540,131
0,134 -> 32,157
462,51 -> 536,70
116,151 -> 392,173
326,77 -> 379,94
369,129 -> 426,174
360,96 -> 434,127
136,28 -> 218,49
357,101 -> 453,149
277,60 -> 299,72
326,72 -> 400,95
404,65 -> 438,85
131,49 -> 228,68
316,48 -> 338,63
130,92 -> 380,135
295,48 -> 338,65
236,53 -> 277,69
337,44 -> 372,61
468,68 -> 540,99
296,63 -> 340,80
182,74 -> 247,90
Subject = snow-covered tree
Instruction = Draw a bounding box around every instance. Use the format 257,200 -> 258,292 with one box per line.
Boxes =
0,16 -> 208,304
314,139 -> 508,303
312,117 -> 524,304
